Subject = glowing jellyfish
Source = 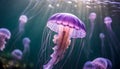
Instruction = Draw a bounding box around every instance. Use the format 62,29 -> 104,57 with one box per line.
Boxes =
83,57 -> 112,69
104,16 -> 120,63
0,28 -> 11,51
92,57 -> 112,69
88,12 -> 97,39
11,49 -> 23,60
43,13 -> 86,69
99,33 -> 106,56
19,15 -> 28,33
22,37 -> 30,57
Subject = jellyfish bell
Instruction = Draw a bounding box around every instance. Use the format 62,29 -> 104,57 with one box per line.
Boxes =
0,28 -> 11,39
47,13 -> 86,38
99,33 -> 105,39
11,49 -> 23,60
19,15 -> 28,24
92,57 -> 108,69
104,16 -> 112,25
0,28 -> 11,51
88,12 -> 97,22
22,37 -> 31,46
43,13 -> 86,69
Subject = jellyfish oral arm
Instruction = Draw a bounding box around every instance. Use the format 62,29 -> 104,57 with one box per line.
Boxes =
43,27 -> 72,69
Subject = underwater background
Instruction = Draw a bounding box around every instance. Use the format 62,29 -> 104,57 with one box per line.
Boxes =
0,0 -> 120,69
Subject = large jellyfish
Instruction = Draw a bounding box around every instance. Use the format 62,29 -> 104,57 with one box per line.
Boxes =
88,12 -> 97,39
104,16 -> 120,63
99,33 -> 106,56
83,57 -> 112,69
43,13 -> 86,69
19,15 -> 28,33
11,49 -> 23,60
0,28 -> 11,51
22,37 -> 31,60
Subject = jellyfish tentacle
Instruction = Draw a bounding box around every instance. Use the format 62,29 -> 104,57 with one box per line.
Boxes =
43,27 -> 71,69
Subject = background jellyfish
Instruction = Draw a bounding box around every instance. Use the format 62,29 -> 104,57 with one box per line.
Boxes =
83,57 -> 112,69
104,16 -> 120,64
19,15 -> 28,33
99,33 -> 106,56
88,12 -> 97,39
11,49 -> 23,60
41,13 -> 86,69
0,28 -> 11,51
84,12 -> 97,59
22,37 -> 31,61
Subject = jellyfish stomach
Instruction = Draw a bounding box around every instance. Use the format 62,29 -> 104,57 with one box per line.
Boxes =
43,29 -> 71,69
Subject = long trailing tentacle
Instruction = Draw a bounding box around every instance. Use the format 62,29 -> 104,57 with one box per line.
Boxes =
43,27 -> 71,69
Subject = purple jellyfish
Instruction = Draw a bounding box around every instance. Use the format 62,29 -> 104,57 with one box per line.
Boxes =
92,57 -> 112,69
83,57 -> 112,69
19,15 -> 28,33
43,13 -> 86,69
104,16 -> 120,63
22,37 -> 30,57
99,33 -> 106,56
0,28 -> 11,51
88,12 -> 97,39
11,49 -> 23,60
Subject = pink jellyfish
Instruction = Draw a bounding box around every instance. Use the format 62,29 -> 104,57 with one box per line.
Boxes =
43,13 -> 86,69
104,16 -> 120,63
22,37 -> 30,59
99,33 -> 106,56
88,12 -> 97,39
19,15 -> 28,33
83,57 -> 112,69
11,49 -> 23,60
0,28 -> 11,51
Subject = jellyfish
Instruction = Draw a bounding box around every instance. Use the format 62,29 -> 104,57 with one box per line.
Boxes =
99,33 -> 106,56
88,12 -> 97,39
83,57 -> 112,69
22,37 -> 31,60
85,12 -> 97,59
42,13 -> 86,69
11,49 -> 23,60
19,15 -> 28,33
104,16 -> 120,63
0,28 -> 11,51
92,57 -> 112,69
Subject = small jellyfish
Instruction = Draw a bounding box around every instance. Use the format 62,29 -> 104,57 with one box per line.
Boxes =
43,13 -> 86,69
92,57 -> 112,69
88,12 -> 97,39
104,16 -> 120,63
11,49 -> 23,60
19,15 -> 28,33
83,57 -> 112,69
0,28 -> 11,51
85,12 -> 97,59
22,37 -> 30,58
99,33 -> 106,56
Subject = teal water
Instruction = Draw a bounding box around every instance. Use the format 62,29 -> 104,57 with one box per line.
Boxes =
0,0 -> 120,69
